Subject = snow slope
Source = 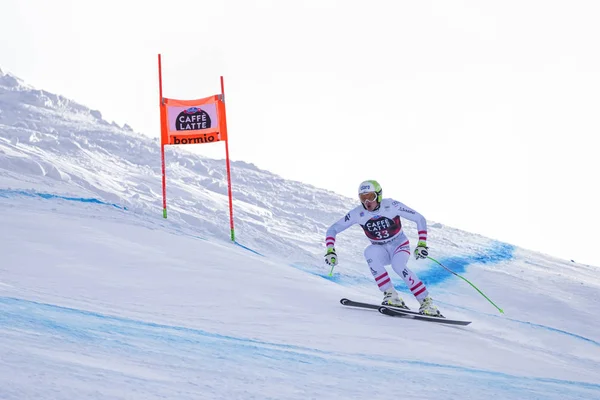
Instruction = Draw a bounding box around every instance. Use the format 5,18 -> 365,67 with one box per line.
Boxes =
1,69 -> 599,399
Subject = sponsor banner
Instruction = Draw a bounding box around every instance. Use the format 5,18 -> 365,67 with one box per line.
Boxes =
160,95 -> 227,145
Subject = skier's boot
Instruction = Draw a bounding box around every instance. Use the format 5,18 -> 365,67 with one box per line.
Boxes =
418,296 -> 443,317
382,288 -> 409,309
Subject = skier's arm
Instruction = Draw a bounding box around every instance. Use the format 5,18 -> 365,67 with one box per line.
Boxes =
391,200 -> 427,243
325,210 -> 358,249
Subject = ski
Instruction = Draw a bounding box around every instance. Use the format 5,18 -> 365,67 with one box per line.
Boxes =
379,306 -> 472,326
340,298 -> 472,326
340,298 -> 422,315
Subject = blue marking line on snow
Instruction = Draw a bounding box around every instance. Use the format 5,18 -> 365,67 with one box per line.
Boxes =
234,241 -> 265,256
1,295 -> 599,397
321,273 -> 344,283
435,299 -> 600,348
416,242 -> 515,287
292,242 -> 516,289
511,318 -> 600,347
520,321 -> 599,347
0,189 -> 127,210
288,262 -> 342,282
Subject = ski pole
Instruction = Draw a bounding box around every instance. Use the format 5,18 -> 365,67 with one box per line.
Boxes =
427,256 -> 504,314
328,265 -> 335,277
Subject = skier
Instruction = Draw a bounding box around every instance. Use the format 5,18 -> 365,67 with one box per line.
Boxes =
324,180 -> 441,316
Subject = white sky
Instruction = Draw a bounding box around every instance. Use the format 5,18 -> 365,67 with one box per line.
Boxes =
1,0 -> 599,266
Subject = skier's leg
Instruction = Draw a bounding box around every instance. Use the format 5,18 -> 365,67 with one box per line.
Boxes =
364,244 -> 406,307
390,246 -> 442,316
390,249 -> 429,302
364,244 -> 392,291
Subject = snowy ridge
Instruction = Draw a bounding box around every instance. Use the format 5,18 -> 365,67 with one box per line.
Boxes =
1,70 -> 599,399
0,69 -> 503,265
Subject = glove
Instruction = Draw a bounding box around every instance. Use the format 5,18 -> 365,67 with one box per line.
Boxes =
414,241 -> 429,260
325,247 -> 338,267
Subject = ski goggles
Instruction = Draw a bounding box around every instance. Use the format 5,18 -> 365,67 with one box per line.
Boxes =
359,192 -> 377,203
